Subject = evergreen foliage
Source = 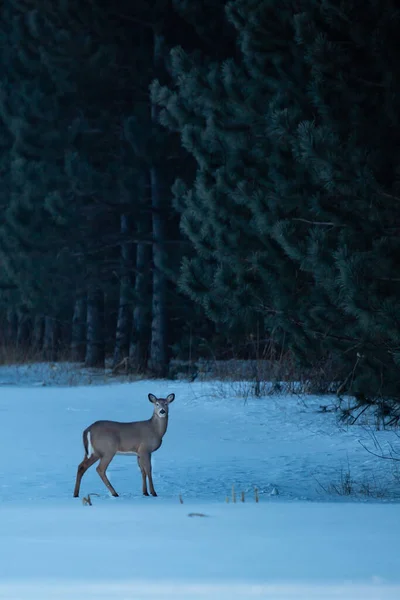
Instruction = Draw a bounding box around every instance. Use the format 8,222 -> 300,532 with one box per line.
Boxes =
289,0 -> 400,401
154,0 -> 400,403
153,0 -> 318,355
1,0 -> 400,409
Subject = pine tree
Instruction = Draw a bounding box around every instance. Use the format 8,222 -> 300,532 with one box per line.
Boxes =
0,3 -> 78,333
0,2 -> 125,361
106,0 -> 220,375
0,0 -> 209,372
153,0 -> 320,361
287,0 -> 400,402
158,0 -> 400,404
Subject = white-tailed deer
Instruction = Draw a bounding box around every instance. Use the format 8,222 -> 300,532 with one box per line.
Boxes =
73,392 -> 175,498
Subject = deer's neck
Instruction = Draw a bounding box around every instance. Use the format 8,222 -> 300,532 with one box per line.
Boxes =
151,414 -> 168,438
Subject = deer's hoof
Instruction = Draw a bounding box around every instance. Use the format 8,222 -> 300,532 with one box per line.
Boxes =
151,491 -> 158,497
143,491 -> 149,496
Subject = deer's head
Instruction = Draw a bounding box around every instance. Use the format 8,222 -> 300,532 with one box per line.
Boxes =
148,393 -> 175,419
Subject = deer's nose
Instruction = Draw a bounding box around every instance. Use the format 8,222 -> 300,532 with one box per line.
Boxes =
160,408 -> 166,415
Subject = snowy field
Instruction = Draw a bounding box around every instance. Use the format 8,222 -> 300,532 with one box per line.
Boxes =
0,363 -> 399,599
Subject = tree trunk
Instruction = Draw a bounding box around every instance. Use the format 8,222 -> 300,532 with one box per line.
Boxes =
148,166 -> 168,376
129,238 -> 151,372
113,214 -> 134,368
85,286 -> 105,368
71,294 -> 86,362
6,310 -> 18,344
32,315 -> 44,352
43,316 -> 61,361
148,32 -> 168,377
129,173 -> 151,372
16,312 -> 31,349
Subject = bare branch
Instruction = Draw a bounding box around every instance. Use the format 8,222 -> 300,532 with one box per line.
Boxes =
358,439 -> 400,462
349,404 -> 370,425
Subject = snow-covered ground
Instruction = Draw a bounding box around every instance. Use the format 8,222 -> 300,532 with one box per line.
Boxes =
1,503 -> 399,599
0,363 -> 399,599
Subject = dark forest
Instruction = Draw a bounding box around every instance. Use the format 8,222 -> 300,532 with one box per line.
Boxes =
1,1 -> 400,414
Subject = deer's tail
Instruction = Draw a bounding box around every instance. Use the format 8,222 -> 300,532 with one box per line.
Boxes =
83,427 -> 91,457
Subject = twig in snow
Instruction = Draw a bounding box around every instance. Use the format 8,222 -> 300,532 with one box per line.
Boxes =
82,493 -> 100,506
254,487 -> 259,503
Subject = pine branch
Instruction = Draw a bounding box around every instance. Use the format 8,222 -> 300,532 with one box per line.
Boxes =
292,218 -> 340,227
73,237 -> 189,257
0,283 -> 17,290
378,191 -> 400,203
107,10 -> 154,30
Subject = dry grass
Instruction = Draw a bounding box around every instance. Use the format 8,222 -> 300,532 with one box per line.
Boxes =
0,343 -> 43,366
0,340 -> 77,367
170,344 -> 342,402
206,354 -> 340,402
314,459 -> 390,499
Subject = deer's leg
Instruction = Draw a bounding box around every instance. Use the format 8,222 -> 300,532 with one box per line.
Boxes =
139,452 -> 157,497
96,455 -> 119,497
137,456 -> 149,496
73,454 -> 99,498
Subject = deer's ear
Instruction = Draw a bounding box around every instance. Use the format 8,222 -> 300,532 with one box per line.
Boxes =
166,393 -> 175,403
148,393 -> 157,403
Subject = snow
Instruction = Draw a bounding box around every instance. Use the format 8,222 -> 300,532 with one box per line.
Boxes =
1,503 -> 400,599
0,361 -> 116,387
0,363 -> 399,599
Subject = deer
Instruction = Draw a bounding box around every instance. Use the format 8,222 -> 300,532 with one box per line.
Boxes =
73,392 -> 175,498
